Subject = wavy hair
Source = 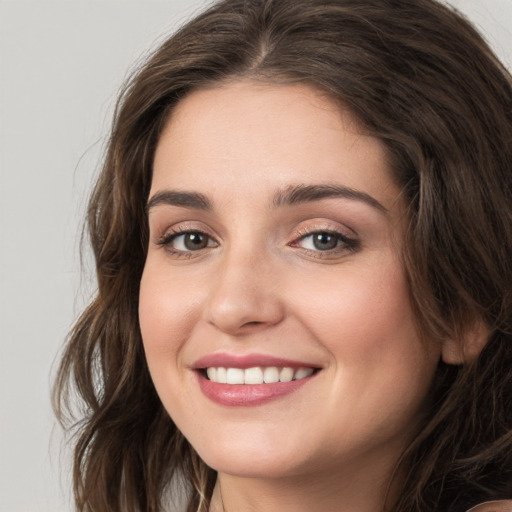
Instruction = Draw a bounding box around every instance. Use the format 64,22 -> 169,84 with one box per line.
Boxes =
53,0 -> 512,510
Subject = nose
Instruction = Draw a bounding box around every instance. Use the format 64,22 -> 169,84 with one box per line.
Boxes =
204,247 -> 285,336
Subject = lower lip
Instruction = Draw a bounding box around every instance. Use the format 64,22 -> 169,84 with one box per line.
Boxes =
197,372 -> 315,406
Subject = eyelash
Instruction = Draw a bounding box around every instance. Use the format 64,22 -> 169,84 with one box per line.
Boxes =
290,228 -> 359,257
156,227 -> 218,259
155,226 -> 359,259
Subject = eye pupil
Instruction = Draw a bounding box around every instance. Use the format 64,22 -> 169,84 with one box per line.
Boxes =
313,232 -> 338,250
184,232 -> 208,250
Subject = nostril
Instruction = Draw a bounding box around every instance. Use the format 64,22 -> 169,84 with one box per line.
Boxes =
206,283 -> 285,334
239,320 -> 268,332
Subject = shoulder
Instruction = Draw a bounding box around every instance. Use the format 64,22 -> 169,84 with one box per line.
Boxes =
467,501 -> 512,512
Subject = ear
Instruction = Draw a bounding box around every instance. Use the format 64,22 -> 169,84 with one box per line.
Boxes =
441,320 -> 490,365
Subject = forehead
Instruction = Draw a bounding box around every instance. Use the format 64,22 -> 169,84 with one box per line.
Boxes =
152,80 -> 401,213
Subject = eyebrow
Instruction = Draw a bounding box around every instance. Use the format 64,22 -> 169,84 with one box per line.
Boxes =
146,183 -> 388,214
146,190 -> 212,212
272,184 -> 388,213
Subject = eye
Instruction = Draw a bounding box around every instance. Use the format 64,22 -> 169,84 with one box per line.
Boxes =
158,230 -> 217,253
292,229 -> 359,254
300,232 -> 341,251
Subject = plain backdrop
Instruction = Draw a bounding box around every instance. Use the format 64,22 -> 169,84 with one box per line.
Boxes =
0,1 -> 511,511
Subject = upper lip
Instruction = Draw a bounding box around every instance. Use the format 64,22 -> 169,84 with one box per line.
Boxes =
192,353 -> 321,370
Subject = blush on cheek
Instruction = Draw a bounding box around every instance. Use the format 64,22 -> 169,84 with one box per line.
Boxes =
139,277 -> 175,358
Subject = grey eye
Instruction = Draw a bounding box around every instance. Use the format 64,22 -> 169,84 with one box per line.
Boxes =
300,232 -> 341,251
172,232 -> 213,251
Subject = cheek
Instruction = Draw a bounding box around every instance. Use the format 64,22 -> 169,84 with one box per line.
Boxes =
139,263 -> 200,363
288,256 -> 439,407
294,258 -> 416,349
138,262 -> 208,423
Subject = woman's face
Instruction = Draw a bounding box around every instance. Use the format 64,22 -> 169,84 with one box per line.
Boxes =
139,81 -> 440,481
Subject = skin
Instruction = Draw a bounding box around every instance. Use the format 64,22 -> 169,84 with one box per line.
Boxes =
139,81 -> 442,512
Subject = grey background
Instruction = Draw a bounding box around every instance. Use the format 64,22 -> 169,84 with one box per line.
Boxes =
0,1 -> 510,511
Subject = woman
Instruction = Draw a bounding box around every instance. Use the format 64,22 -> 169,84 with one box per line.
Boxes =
53,0 -> 512,511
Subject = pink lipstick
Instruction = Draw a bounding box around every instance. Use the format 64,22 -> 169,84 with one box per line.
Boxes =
193,353 -> 319,406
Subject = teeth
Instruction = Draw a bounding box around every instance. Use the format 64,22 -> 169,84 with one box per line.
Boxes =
206,367 -> 216,381
294,367 -> 314,380
263,367 -> 280,383
216,367 -> 227,384
279,367 -> 294,382
244,367 -> 264,384
226,368 -> 244,384
205,366 -> 315,384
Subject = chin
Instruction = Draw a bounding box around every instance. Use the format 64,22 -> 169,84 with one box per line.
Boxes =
191,432 -> 312,479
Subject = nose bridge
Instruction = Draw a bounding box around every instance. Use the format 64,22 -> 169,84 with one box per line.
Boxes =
205,238 -> 284,335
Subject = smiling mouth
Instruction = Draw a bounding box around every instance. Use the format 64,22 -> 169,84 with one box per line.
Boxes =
203,366 -> 316,384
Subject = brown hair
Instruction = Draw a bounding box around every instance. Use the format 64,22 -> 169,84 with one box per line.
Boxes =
53,0 -> 512,511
